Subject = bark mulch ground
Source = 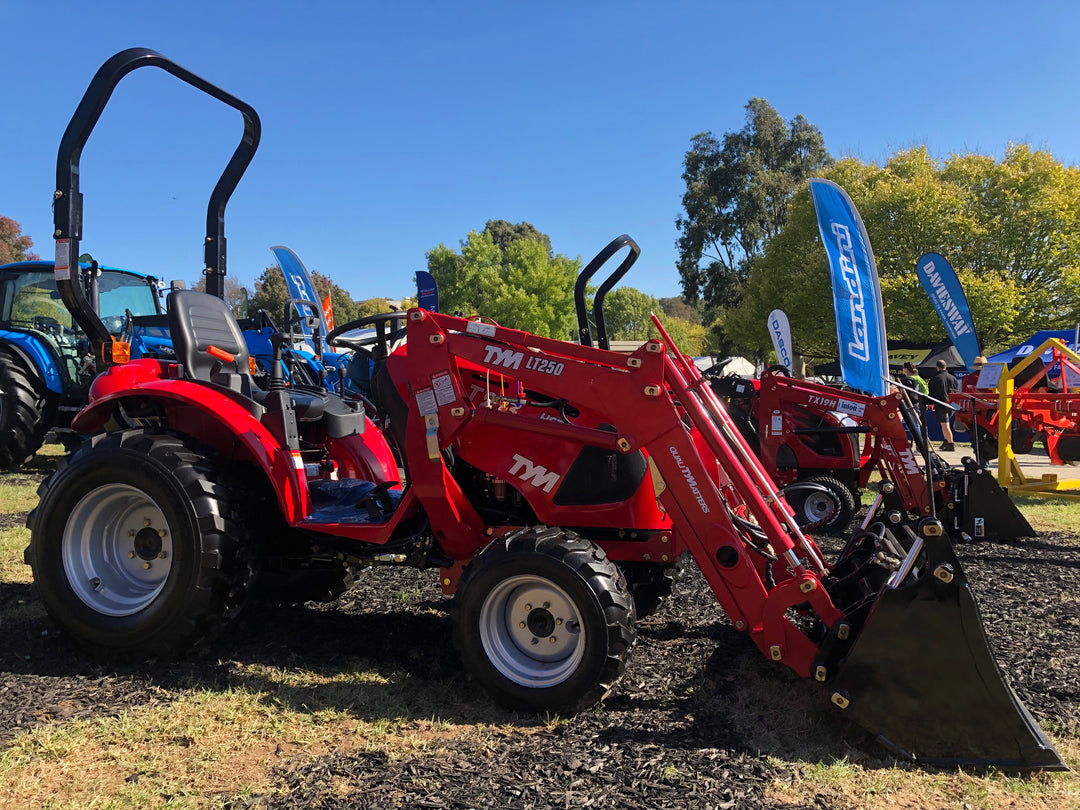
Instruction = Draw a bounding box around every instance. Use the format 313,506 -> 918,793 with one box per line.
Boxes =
1,472 -> 1077,808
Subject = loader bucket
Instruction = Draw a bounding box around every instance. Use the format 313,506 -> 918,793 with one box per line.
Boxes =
953,458 -> 1036,542
826,527 -> 1065,770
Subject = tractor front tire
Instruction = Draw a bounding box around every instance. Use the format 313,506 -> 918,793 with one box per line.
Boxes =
789,475 -> 857,535
0,347 -> 51,469
26,429 -> 254,662
452,526 -> 636,714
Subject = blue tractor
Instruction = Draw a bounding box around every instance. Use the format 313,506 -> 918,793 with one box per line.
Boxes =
0,259 -> 164,467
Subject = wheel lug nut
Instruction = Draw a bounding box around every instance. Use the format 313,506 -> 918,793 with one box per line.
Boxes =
549,636 -> 557,643
543,602 -> 550,609
524,604 -> 532,611
128,551 -> 136,559
143,562 -> 152,570
531,637 -> 539,645
143,518 -> 152,527
158,529 -> 167,538
555,618 -> 563,626
518,622 -> 526,629
158,551 -> 168,559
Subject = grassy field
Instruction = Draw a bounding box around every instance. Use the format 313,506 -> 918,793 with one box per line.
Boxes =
1,444 -> 1078,809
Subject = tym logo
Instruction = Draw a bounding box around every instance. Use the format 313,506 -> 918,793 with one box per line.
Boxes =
509,454 -> 561,493
897,446 -> 921,477
483,344 -> 524,370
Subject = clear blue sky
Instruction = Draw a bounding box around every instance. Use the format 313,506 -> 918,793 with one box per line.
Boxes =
3,1 -> 1078,302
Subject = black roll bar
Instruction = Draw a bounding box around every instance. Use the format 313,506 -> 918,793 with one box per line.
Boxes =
573,234 -> 640,350
53,47 -> 261,369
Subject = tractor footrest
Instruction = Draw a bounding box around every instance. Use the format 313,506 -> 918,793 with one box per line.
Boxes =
305,479 -> 401,524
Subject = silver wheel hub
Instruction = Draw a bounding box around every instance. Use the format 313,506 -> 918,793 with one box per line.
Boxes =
803,490 -> 837,522
478,574 -> 584,688
62,483 -> 174,616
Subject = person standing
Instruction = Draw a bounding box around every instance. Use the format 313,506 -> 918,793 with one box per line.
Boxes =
928,359 -> 960,451
901,361 -> 929,401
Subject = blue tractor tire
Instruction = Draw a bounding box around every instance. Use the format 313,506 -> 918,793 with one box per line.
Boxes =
0,346 -> 51,468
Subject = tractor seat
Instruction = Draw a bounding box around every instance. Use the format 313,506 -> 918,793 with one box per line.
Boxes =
167,289 -> 325,422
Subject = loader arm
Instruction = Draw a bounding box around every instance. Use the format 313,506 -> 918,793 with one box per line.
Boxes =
401,308 -> 1064,770
755,373 -> 939,518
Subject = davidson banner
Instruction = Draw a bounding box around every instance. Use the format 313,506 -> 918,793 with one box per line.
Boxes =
808,179 -> 889,397
916,252 -> 980,370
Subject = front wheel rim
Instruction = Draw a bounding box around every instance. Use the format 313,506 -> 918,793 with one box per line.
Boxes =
478,574 -> 585,689
62,483 -> 175,616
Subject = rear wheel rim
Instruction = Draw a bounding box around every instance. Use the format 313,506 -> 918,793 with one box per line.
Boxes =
62,483 -> 175,616
478,574 -> 585,688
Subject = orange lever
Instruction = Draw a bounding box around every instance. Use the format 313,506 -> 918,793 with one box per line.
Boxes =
207,345 -> 235,363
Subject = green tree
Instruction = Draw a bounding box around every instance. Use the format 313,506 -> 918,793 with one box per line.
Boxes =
726,145 -> 1080,362
658,296 -> 701,325
426,224 -> 581,338
604,287 -> 659,341
0,217 -> 39,264
601,287 -> 708,355
484,219 -> 552,258
676,98 -> 832,313
249,267 -> 365,328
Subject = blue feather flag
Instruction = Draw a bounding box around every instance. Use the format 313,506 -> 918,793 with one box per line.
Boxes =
809,179 -> 890,397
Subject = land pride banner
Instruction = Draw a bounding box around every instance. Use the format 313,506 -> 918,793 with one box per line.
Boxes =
916,252 -> 980,370
808,179 -> 890,397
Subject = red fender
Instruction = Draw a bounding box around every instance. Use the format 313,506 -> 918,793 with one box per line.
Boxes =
73,359 -> 306,520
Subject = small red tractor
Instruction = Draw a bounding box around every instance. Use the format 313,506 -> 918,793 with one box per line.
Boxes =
953,341 -> 1080,465
707,367 -> 1034,543
23,48 -> 1064,771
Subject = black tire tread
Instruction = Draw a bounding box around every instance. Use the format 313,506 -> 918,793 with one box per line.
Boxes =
0,347 -> 51,469
452,526 -> 636,714
803,474 -> 858,535
26,428 -> 255,662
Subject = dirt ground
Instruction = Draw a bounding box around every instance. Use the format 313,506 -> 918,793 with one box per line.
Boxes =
1,462 -> 1077,808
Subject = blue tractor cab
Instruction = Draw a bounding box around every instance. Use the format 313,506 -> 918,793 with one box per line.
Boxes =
0,259 -> 163,466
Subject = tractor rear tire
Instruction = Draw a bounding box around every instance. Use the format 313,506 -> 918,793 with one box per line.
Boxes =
791,475 -> 856,535
452,526 -> 636,714
0,347 -> 51,469
26,429 -> 255,662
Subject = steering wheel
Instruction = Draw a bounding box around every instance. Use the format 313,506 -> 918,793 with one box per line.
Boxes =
326,312 -> 408,360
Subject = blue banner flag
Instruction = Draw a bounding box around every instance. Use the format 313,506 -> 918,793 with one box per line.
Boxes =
270,245 -> 326,353
808,179 -> 890,397
416,270 -> 439,312
916,252 -> 980,370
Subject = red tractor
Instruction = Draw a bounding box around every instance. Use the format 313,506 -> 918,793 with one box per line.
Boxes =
707,367 -> 1034,543
953,343 -> 1080,465
23,48 -> 1064,771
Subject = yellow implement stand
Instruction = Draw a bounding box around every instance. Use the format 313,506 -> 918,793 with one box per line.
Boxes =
994,338 -> 1080,499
